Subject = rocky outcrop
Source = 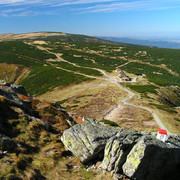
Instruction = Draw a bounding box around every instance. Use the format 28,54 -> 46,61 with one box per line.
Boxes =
0,84 -> 32,113
9,83 -> 28,96
1,83 -> 179,179
101,132 -> 180,180
61,118 -> 120,163
0,83 -> 77,179
0,83 -> 74,153
122,135 -> 180,180
100,129 -> 143,173
62,120 -> 180,180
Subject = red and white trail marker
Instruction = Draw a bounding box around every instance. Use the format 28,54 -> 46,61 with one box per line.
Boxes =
156,129 -> 167,142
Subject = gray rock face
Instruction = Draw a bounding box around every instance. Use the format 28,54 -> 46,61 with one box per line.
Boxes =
61,119 -> 180,180
100,129 -> 180,180
0,85 -> 33,114
100,129 -> 143,173
122,135 -> 180,180
0,86 -> 26,108
10,84 -> 28,96
61,119 -> 120,163
0,133 -> 17,151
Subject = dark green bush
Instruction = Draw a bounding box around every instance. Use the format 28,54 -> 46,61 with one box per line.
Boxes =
100,119 -> 119,127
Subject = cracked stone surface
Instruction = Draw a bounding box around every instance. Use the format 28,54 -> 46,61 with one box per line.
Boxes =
61,119 -> 120,163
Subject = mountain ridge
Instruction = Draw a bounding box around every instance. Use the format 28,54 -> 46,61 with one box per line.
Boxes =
97,36 -> 180,49
0,32 -> 115,45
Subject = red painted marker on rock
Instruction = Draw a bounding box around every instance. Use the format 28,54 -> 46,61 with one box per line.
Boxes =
156,129 -> 167,142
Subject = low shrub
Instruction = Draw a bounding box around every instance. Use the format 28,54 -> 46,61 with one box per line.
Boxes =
100,119 -> 119,127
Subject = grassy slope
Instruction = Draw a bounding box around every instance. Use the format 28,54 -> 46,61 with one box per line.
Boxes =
0,41 -> 93,96
0,91 -> 112,180
0,33 -> 179,132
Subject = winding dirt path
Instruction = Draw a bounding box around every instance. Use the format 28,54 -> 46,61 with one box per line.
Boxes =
102,73 -> 172,135
39,46 -> 172,135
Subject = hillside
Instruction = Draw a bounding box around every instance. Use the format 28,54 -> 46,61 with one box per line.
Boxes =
0,32 -> 179,134
0,83 -> 179,180
0,83 -> 116,179
0,32 -> 113,44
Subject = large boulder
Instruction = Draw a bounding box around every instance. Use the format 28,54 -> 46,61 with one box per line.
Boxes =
61,119 -> 120,163
122,135 -> 180,180
100,129 -> 143,173
100,130 -> 180,180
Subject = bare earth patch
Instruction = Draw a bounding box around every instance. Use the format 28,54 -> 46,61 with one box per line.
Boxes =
38,71 -> 161,132
33,41 -> 47,45
0,32 -> 67,40
107,105 -> 158,132
39,79 -> 128,120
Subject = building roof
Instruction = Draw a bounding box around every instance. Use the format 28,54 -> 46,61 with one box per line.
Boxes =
119,71 -> 126,78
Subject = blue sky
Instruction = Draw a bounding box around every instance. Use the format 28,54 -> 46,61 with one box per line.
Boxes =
0,0 -> 180,38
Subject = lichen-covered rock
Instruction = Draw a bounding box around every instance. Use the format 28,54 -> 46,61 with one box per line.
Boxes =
61,119 -> 120,163
123,135 -> 180,180
100,129 -> 143,173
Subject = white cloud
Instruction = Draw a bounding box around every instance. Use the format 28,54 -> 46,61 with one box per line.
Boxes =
50,0 -> 117,7
72,0 -> 180,13
0,0 -> 116,6
1,0 -> 180,16
0,0 -> 38,5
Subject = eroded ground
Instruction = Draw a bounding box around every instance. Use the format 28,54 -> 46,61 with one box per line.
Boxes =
39,76 -> 160,132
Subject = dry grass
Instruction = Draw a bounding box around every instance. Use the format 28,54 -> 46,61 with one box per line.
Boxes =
108,105 -> 158,132
154,109 -> 180,134
39,79 -> 128,120
14,67 -> 31,84
126,86 -> 180,134
0,63 -> 19,82
0,32 -> 67,41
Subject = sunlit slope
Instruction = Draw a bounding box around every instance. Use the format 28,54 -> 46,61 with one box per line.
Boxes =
0,33 -> 179,133
0,33 -> 179,96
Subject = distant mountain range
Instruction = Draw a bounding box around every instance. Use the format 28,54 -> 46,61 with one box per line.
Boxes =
97,36 -> 180,49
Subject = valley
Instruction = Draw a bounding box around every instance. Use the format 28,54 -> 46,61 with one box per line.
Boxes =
0,32 -> 180,179
0,32 -> 180,134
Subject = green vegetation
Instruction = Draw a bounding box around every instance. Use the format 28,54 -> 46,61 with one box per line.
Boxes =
149,103 -> 178,114
123,45 -> 180,74
100,119 -> 119,127
56,98 -> 69,104
73,100 -> 81,104
77,94 -> 93,98
65,105 -> 79,110
174,118 -> 180,122
50,41 -> 127,71
78,168 -> 95,179
32,32 -> 112,44
20,66 -> 92,96
79,105 -> 88,109
0,34 -> 180,98
52,61 -> 103,76
157,87 -> 180,107
0,41 -> 55,67
45,40 -> 180,88
126,84 -> 157,94
121,62 -> 180,86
